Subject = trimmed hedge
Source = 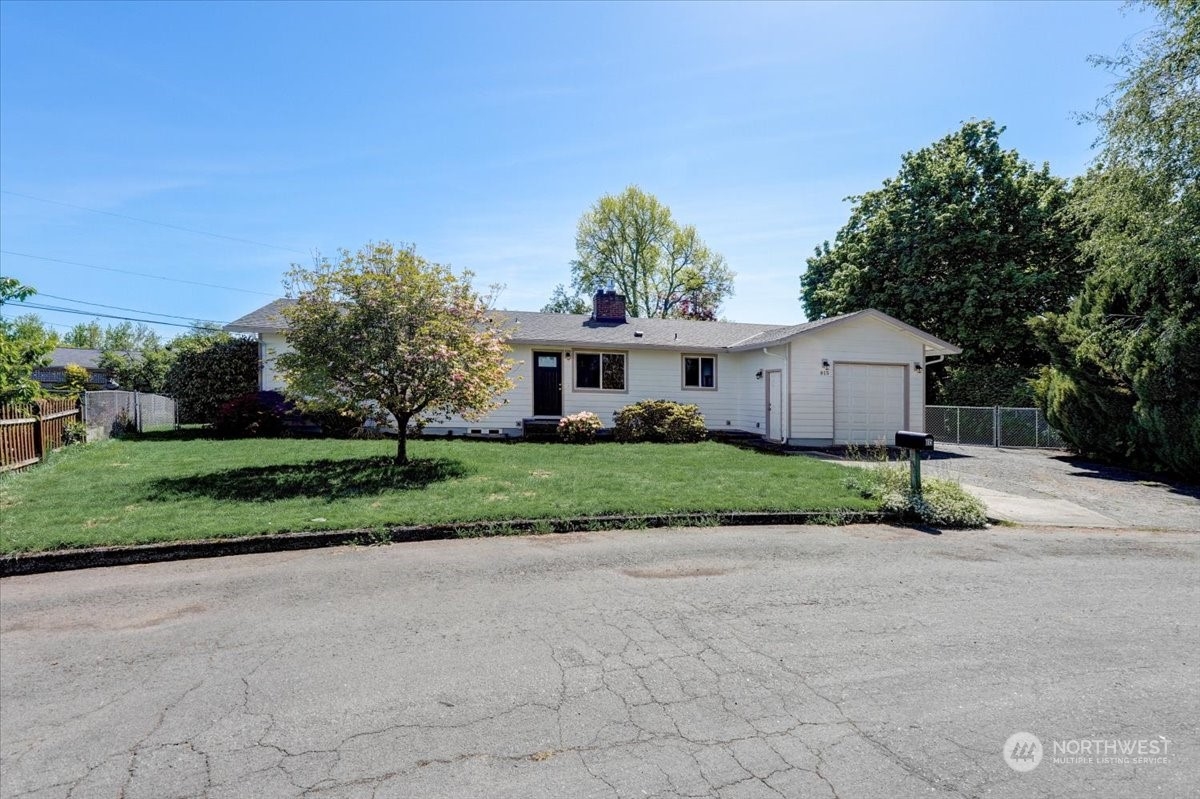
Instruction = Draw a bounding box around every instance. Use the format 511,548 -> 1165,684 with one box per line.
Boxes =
163,339 -> 259,424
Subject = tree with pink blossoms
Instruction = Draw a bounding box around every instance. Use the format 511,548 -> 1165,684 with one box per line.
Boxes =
277,241 -> 514,464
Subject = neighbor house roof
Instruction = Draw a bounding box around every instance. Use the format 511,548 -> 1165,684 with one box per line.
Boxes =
46,347 -> 105,370
226,300 -> 961,355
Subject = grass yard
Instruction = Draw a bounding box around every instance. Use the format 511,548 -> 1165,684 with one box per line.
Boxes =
0,434 -> 878,553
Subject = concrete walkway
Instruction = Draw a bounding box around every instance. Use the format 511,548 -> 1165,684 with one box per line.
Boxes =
958,483 -> 1122,527
825,455 -> 1156,529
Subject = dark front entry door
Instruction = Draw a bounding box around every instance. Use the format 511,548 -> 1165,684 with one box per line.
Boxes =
532,352 -> 563,416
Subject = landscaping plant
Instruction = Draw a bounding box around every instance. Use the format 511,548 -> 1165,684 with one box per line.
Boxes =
845,465 -> 988,528
557,411 -> 602,443
613,400 -> 707,443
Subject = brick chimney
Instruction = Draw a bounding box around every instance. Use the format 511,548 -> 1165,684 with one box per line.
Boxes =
592,289 -> 627,323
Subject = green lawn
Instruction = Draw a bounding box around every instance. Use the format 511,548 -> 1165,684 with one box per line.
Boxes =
0,435 -> 878,553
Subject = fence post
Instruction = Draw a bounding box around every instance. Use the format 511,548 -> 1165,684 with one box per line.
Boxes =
956,407 -> 961,444
993,406 -> 1000,448
1035,408 -> 1040,448
134,391 -> 141,433
32,403 -> 44,462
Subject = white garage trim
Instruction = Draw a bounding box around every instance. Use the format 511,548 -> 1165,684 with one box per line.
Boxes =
833,361 -> 908,445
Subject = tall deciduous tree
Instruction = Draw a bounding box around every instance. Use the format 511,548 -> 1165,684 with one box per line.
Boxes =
1032,0 -> 1199,474
541,284 -> 589,314
570,186 -> 734,319
0,279 -> 55,404
277,241 -> 515,464
800,120 -> 1087,405
63,321 -> 103,349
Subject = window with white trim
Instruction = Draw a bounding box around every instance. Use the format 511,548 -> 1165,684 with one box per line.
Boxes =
575,351 -> 626,391
682,355 -> 716,389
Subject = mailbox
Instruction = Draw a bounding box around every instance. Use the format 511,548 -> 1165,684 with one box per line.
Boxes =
895,430 -> 934,450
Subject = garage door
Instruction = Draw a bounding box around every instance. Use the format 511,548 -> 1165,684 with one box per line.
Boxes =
833,363 -> 906,445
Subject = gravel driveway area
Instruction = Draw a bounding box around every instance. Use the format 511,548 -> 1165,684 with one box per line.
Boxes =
916,446 -> 1199,530
2,525 -> 1196,799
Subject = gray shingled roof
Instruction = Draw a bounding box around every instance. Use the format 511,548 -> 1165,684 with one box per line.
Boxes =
225,298 -> 295,332
225,300 -> 960,354
499,311 -> 782,351
47,347 -> 105,369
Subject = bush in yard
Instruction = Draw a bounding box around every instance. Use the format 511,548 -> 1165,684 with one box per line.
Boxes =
612,400 -> 707,443
63,420 -> 87,445
845,464 -> 988,528
163,338 -> 259,424
558,411 -> 602,443
301,402 -> 370,438
213,391 -> 293,438
60,364 -> 90,398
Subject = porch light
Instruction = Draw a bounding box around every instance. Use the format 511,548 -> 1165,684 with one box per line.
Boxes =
913,362 -> 923,374
755,369 -> 763,380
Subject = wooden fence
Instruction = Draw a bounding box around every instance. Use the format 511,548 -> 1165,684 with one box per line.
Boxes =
0,398 -> 81,473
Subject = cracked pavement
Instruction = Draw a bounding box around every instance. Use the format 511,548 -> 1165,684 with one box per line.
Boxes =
1,524 -> 1196,798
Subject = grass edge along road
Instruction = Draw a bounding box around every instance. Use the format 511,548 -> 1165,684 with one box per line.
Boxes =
1,436 -> 878,553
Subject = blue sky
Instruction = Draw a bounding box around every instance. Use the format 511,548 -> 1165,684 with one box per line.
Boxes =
1,0 -> 1151,337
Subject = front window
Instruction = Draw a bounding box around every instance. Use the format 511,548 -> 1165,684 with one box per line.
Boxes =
683,355 -> 716,389
576,352 -> 626,391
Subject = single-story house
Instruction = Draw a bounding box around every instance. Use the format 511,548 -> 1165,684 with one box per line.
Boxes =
225,291 -> 960,446
33,348 -> 117,390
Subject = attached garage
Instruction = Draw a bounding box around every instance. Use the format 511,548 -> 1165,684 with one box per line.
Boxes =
833,363 -> 906,445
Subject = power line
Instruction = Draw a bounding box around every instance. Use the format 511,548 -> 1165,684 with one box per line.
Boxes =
1,190 -> 310,255
10,298 -> 225,328
32,292 -> 225,323
0,250 -> 280,297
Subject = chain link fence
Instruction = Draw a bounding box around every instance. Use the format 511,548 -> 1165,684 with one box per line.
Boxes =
925,405 -> 1067,449
82,391 -> 178,438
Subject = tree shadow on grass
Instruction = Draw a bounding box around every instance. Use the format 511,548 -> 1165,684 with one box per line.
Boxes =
144,457 -> 467,503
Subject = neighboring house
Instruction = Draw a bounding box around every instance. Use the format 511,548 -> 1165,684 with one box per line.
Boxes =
225,291 -> 960,446
32,348 -> 116,390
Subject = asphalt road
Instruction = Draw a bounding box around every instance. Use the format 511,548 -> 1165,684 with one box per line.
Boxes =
2,525 -> 1197,799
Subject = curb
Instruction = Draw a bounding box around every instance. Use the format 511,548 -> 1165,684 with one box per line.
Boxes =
0,511 -> 896,577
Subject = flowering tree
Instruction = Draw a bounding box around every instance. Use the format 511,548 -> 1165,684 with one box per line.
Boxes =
277,242 -> 515,464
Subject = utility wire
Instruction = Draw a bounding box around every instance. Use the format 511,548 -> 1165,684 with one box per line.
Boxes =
0,250 -> 280,297
33,291 -> 227,324
7,301 -> 224,330
1,190 -> 310,255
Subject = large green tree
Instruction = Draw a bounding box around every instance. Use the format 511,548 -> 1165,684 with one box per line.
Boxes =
1031,0 -> 1199,474
800,120 -> 1087,405
0,279 -> 55,404
540,284 -> 589,314
568,186 -> 734,320
277,241 -> 515,464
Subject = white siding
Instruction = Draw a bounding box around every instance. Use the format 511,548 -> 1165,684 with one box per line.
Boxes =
733,350 -> 786,436
788,315 -> 925,444
260,333 -> 291,392
435,346 -> 534,431
435,348 -> 761,434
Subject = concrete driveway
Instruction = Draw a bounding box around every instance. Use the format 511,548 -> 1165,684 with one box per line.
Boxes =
2,525 -> 1196,799
907,445 -> 1198,530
